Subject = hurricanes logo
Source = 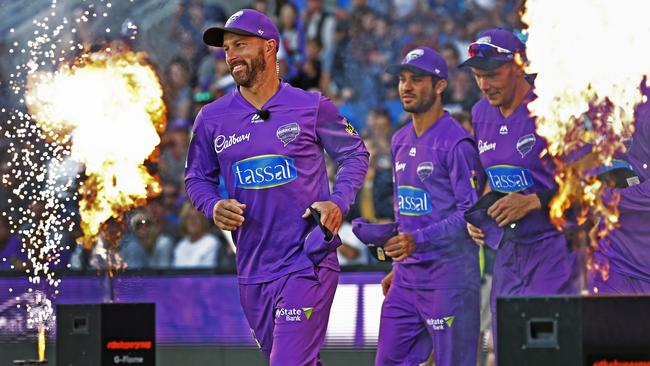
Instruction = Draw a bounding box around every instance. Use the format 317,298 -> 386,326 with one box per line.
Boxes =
277,123 -> 301,146
344,118 -> 357,135
516,134 -> 536,157
404,48 -> 424,63
225,11 -> 243,27
416,162 -> 434,181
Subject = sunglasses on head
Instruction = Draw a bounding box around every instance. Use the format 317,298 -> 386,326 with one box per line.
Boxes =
468,42 -> 513,58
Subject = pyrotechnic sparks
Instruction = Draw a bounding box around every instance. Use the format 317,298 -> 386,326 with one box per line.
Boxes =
1,0 -> 165,350
521,0 -> 650,242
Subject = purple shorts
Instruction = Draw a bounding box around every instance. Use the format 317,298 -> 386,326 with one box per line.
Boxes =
375,284 -> 480,366
239,266 -> 339,365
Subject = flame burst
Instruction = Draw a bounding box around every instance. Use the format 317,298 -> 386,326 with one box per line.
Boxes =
521,0 -> 650,244
25,49 -> 166,248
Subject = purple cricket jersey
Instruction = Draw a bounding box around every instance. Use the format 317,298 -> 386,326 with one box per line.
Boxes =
471,88 -> 560,243
595,95 -> 650,284
185,82 -> 369,284
391,112 -> 485,290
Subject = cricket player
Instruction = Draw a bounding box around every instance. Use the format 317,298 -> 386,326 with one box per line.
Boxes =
375,46 -> 484,366
460,28 -> 576,345
184,9 -> 369,364
591,85 -> 650,294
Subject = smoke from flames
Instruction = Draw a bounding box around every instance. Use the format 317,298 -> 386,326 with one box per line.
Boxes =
521,0 -> 650,240
25,49 -> 166,249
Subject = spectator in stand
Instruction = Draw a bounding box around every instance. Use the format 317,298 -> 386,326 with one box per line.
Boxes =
171,0 -> 227,47
303,0 -> 337,91
303,0 -> 336,58
399,16 -> 439,56
367,110 -> 394,220
173,203 -> 221,269
446,70 -> 481,113
119,208 -> 175,269
159,126 -> 190,187
163,57 -> 194,128
329,22 -> 356,93
293,38 -> 322,90
147,196 -> 182,242
163,179 -> 185,215
278,2 -> 305,82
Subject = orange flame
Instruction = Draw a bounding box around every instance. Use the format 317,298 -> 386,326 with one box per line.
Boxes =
521,0 -> 649,253
25,49 -> 166,250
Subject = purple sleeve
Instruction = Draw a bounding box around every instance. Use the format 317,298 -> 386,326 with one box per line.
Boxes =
411,139 -> 484,251
315,97 -> 369,214
611,179 -> 650,211
184,110 -> 223,221
391,136 -> 400,221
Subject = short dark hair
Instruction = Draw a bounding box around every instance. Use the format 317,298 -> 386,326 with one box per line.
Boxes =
431,75 -> 443,88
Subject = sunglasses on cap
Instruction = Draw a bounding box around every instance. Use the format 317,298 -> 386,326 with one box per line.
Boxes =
468,42 -> 513,58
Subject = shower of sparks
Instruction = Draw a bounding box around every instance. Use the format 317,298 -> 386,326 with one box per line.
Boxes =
521,0 -> 650,256
1,0 -> 164,346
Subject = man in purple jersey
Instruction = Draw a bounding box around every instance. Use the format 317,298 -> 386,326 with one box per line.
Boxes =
184,9 -> 368,365
590,85 -> 650,294
459,28 -> 576,351
375,47 -> 485,366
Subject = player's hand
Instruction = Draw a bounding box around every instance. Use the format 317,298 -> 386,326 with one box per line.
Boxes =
467,222 -> 485,246
487,193 -> 541,227
213,199 -> 246,231
381,270 -> 394,296
384,232 -> 416,262
302,201 -> 343,235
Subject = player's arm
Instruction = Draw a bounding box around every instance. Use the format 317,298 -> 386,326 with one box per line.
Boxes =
306,97 -> 369,235
383,139 -> 415,261
184,110 -> 245,231
412,139 -> 485,252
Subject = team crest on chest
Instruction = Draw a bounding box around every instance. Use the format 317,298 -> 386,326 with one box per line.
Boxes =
416,162 -> 434,181
516,134 -> 536,157
276,123 -> 301,146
